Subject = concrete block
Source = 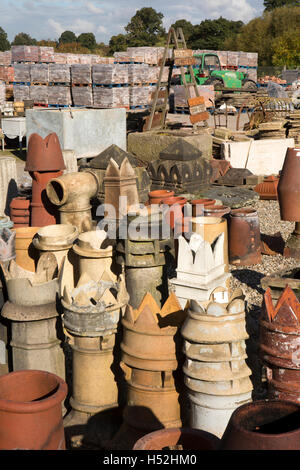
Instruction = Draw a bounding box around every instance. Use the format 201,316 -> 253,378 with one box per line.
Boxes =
127,130 -> 212,163
222,138 -> 295,175
26,108 -> 127,159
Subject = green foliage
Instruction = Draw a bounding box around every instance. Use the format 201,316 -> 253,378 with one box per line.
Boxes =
264,0 -> 299,11
189,17 -> 244,50
224,6 -> 300,66
55,42 -> 90,54
109,34 -> 128,55
77,32 -> 97,50
125,7 -> 166,46
58,31 -> 77,45
272,30 -> 300,66
171,19 -> 194,41
0,27 -> 10,51
12,32 -> 37,46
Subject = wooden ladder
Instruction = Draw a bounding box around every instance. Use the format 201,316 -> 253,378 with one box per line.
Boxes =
145,27 -> 209,131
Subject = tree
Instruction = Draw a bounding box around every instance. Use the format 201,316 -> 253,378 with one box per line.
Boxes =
189,17 -> 244,50
55,42 -> 90,54
125,7 -> 166,46
77,32 -> 97,50
272,30 -> 300,66
0,27 -> 10,51
12,32 -> 37,46
264,0 -> 299,11
58,30 -> 77,45
224,5 -> 300,66
171,19 -> 194,42
109,34 -> 128,54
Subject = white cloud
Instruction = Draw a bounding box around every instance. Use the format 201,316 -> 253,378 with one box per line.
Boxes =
97,25 -> 107,34
48,19 -> 64,37
85,1 -> 103,14
72,19 -> 95,34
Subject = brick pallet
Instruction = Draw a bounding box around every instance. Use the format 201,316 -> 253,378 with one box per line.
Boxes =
47,85 -> 72,106
92,64 -> 128,85
71,86 -> 93,107
93,87 -> 129,108
71,64 -> 92,85
48,64 -> 71,84
30,64 -> 49,84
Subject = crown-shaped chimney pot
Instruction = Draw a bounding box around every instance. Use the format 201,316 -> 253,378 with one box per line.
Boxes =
25,133 -> 66,172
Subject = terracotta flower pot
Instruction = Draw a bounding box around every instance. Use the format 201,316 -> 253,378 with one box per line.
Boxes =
204,205 -> 231,218
13,226 -> 40,272
191,199 -> 216,217
133,427 -> 219,450
220,400 -> 300,450
148,190 -> 174,205
0,369 -> 67,450
228,208 -> 261,266
278,147 -> 300,221
162,196 -> 187,230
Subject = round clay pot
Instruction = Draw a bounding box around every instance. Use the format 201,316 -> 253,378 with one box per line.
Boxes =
133,427 -> 220,450
13,226 -> 40,272
162,196 -> 187,229
228,208 -> 261,266
204,205 -> 231,218
220,400 -> 300,450
148,190 -> 175,205
191,199 -> 216,217
278,148 -> 300,221
0,369 -> 67,450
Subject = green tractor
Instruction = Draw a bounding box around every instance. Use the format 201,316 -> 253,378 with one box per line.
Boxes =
181,52 -> 257,91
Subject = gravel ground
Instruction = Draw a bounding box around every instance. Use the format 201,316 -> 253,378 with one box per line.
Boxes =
229,199 -> 299,308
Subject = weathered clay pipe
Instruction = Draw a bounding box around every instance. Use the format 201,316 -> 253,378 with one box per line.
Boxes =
61,269 -> 129,447
277,147 -> 300,258
170,233 -> 230,309
13,226 -> 40,272
181,287 -> 252,438
116,208 -> 174,309
46,171 -> 99,233
0,369 -> 67,450
191,216 -> 229,268
25,133 -> 66,227
260,286 -> 300,402
110,292 -> 186,450
1,254 -> 66,380
33,224 -> 79,270
220,400 -> 300,450
73,230 -> 119,283
228,208 -> 261,266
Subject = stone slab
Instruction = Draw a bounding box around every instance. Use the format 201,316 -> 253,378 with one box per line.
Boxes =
127,130 -> 212,163
26,108 -> 127,159
221,138 -> 295,175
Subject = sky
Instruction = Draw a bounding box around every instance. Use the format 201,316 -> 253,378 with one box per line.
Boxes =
0,0 -> 265,43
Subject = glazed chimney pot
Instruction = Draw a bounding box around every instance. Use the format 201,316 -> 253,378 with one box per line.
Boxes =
278,148 -> 300,221
220,400 -> 300,450
0,369 -> 67,450
228,208 -> 261,266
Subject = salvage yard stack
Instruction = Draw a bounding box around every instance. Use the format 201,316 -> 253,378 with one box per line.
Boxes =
0,81 -> 5,105
286,111 -> 300,144
11,45 -> 39,63
258,120 -> 287,139
71,64 -> 93,107
92,64 -> 129,109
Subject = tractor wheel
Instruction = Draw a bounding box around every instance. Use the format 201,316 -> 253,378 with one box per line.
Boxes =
206,78 -> 224,91
242,80 -> 257,91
